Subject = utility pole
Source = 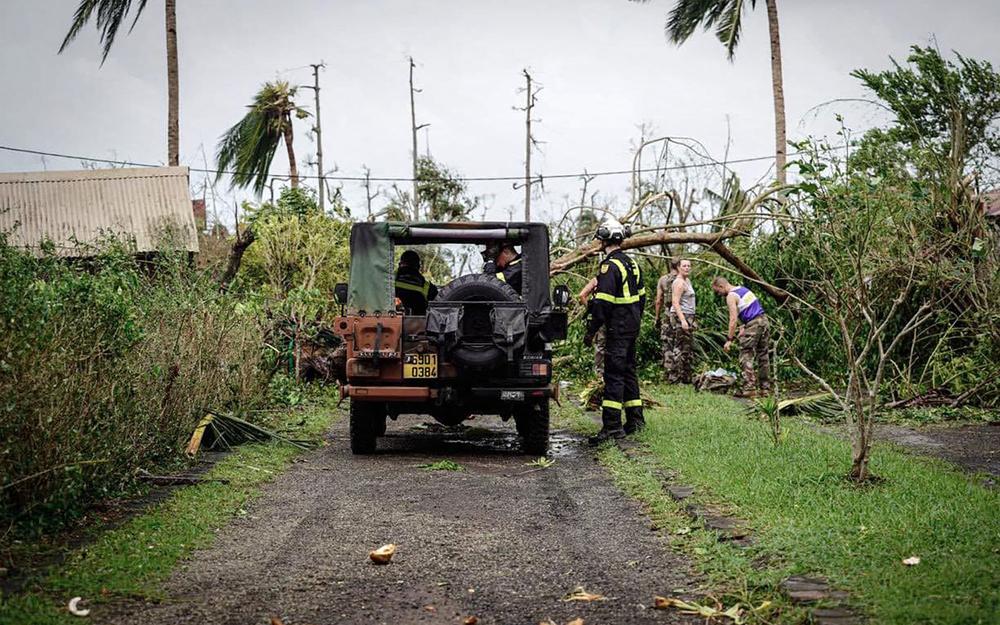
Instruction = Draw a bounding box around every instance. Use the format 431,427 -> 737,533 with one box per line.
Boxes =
523,70 -> 533,221
408,57 -> 429,221
304,62 -> 326,212
362,166 -> 379,221
514,69 -> 542,221
579,169 -> 595,209
514,69 -> 541,222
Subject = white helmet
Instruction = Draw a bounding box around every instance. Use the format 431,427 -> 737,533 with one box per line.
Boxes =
594,217 -> 630,242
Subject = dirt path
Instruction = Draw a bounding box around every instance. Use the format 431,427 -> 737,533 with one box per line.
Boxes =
103,416 -> 697,625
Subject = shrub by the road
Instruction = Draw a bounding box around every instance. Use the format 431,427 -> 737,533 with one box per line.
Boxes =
0,235 -> 272,535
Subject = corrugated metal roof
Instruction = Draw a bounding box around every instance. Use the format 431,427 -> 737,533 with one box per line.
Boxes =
0,166 -> 198,256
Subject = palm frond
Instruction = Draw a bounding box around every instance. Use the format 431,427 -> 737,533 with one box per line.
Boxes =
665,0 -> 755,59
59,0 -> 149,63
216,81 -> 302,196
714,0 -> 747,60
666,0 -> 722,43
778,393 -> 844,422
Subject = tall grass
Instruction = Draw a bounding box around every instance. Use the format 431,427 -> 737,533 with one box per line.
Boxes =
0,234 -> 272,536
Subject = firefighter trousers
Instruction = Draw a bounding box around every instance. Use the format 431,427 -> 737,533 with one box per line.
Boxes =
601,333 -> 643,432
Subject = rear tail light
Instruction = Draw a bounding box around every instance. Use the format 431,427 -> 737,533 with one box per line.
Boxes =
520,362 -> 550,376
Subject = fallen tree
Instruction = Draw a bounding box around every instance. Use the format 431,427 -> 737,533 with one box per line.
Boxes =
549,185 -> 792,304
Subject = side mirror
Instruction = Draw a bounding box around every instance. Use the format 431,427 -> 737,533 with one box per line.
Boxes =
552,285 -> 570,308
334,283 -> 348,305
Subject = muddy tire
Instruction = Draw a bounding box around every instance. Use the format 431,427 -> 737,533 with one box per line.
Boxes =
515,401 -> 550,456
350,401 -> 384,454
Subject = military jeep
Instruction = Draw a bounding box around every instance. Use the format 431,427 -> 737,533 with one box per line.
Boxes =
332,222 -> 569,455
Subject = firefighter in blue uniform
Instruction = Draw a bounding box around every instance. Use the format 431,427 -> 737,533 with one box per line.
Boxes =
394,250 -> 438,315
482,242 -> 523,295
584,218 -> 646,444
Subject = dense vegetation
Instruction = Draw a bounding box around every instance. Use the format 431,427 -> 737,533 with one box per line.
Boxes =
0,189 -> 353,540
553,47 -> 1000,419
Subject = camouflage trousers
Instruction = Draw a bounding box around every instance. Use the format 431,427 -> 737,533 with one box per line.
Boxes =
739,315 -> 771,393
594,327 -> 606,378
661,313 -> 696,384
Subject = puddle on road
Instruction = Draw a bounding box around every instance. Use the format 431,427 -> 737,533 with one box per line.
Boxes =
379,417 -> 583,460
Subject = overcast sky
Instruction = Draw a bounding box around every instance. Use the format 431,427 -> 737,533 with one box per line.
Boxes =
1,0 -> 998,223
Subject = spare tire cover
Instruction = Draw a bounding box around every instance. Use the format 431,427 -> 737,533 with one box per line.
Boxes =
435,274 -> 521,371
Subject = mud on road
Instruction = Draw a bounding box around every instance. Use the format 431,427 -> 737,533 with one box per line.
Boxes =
105,416 -> 697,625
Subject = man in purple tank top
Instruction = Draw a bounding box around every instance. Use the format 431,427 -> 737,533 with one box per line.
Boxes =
711,277 -> 771,397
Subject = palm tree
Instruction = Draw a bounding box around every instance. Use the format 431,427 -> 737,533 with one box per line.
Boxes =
643,0 -> 787,186
216,81 -> 310,196
60,0 -> 180,167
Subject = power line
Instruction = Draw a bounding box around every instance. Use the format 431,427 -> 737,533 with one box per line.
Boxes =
0,143 -> 823,184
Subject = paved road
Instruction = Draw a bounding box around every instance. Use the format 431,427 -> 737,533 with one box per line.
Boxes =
104,415 -> 697,625
875,423 -> 1000,478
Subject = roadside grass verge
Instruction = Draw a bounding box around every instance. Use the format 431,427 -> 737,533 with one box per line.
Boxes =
555,386 -> 1000,625
0,398 -> 340,625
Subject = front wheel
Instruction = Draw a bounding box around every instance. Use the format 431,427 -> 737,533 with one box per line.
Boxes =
350,401 -> 385,454
514,401 -> 550,456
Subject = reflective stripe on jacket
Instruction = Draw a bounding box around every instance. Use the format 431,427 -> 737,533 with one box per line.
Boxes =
394,271 -> 436,315
588,249 -> 645,337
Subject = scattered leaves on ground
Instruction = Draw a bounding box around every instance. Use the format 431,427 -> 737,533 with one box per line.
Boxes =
653,596 -> 742,622
526,457 -> 555,468
561,586 -> 606,602
67,597 -> 89,617
417,460 -> 465,472
368,543 -> 396,564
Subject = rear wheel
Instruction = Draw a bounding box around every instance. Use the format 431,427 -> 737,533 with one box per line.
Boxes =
350,401 -> 384,454
515,401 -> 550,456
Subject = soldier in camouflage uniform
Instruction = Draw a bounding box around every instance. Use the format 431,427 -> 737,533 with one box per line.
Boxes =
654,263 -> 678,375
656,260 -> 697,384
713,276 -> 771,397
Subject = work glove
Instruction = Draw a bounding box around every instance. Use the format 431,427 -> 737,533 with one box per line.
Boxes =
583,333 -> 595,348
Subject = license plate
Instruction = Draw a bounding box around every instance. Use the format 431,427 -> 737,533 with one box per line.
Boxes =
500,390 -> 525,402
403,353 -> 437,378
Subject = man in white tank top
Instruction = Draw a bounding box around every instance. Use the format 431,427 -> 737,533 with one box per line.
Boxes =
666,259 -> 697,383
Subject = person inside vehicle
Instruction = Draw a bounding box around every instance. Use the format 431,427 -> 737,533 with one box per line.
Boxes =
394,249 -> 438,315
482,242 -> 523,294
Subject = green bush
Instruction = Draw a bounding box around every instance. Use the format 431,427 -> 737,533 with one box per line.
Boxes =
0,234 -> 272,536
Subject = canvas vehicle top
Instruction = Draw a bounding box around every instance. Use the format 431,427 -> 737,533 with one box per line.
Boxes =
332,221 -> 569,455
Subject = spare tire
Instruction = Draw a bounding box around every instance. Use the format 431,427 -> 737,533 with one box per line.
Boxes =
435,274 -> 521,371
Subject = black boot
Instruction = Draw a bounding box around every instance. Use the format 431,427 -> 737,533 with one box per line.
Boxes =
588,428 -> 625,446
624,418 -> 646,435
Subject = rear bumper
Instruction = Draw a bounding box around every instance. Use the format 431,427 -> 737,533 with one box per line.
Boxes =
343,384 -> 556,403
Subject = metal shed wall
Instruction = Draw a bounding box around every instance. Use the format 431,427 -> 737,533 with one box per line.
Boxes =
0,166 -> 198,256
